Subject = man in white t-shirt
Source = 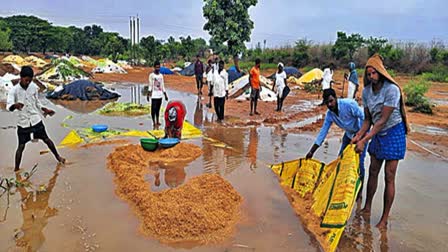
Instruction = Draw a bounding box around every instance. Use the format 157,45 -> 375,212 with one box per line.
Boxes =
147,60 -> 168,127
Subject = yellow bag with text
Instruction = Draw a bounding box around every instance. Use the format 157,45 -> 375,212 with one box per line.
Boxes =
292,158 -> 325,197
321,145 -> 361,228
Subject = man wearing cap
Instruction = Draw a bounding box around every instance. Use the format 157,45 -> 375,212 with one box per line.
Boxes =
306,88 -> 367,190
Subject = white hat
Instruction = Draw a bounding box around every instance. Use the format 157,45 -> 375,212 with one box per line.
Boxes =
278,62 -> 284,68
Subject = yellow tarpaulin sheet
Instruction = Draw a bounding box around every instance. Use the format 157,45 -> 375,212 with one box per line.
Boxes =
298,68 -> 324,84
58,121 -> 202,146
270,145 -> 361,252
59,130 -> 84,146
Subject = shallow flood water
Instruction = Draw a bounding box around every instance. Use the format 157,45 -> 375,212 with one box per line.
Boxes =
1,84 -> 447,251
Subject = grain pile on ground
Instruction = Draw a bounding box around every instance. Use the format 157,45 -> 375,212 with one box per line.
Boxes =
107,143 -> 243,245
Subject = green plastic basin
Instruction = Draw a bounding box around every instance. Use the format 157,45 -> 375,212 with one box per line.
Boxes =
140,138 -> 158,151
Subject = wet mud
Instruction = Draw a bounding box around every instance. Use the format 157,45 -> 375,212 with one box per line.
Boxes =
1,68 -> 448,251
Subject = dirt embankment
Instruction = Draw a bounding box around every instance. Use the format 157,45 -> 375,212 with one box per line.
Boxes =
107,143 -> 243,246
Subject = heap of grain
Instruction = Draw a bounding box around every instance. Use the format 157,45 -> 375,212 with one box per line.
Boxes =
107,142 -> 242,245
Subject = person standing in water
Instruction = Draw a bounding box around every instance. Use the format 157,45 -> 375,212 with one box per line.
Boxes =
272,62 -> 288,112
352,54 -> 409,229
7,66 -> 65,171
249,58 -> 261,116
147,60 -> 168,127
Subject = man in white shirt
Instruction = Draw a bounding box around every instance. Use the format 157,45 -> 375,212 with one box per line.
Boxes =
7,66 -> 65,171
213,60 -> 228,122
320,63 -> 335,105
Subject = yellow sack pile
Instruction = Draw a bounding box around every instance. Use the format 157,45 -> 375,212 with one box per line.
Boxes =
24,56 -> 48,68
2,55 -> 25,65
270,145 -> 361,252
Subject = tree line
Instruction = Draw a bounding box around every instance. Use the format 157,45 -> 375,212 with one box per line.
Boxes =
0,15 -> 210,63
245,31 -> 448,74
0,14 -> 447,76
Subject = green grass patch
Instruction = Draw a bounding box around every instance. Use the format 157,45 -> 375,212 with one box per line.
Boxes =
421,64 -> 448,82
238,61 -> 277,71
98,102 -> 151,117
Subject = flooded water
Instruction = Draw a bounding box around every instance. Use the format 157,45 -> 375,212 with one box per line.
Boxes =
1,84 -> 447,251
411,124 -> 448,136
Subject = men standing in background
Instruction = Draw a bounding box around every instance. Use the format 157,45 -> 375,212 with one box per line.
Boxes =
194,54 -> 204,96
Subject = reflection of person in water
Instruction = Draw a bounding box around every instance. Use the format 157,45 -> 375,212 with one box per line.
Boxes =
193,97 -> 203,128
247,127 -> 259,170
15,164 -> 61,251
150,163 -> 187,189
164,166 -> 186,188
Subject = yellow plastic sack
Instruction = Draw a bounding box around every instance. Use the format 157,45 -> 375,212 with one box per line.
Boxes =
311,159 -> 339,216
270,144 -> 361,252
292,159 -> 325,197
321,145 -> 360,228
270,159 -> 300,187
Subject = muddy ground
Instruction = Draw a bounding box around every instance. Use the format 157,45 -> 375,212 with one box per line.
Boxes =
92,66 -> 448,159
0,64 -> 447,251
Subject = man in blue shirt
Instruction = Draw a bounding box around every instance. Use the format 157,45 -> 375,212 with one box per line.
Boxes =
306,88 -> 367,182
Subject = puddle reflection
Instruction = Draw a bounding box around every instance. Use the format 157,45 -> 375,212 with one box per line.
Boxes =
15,164 -> 62,251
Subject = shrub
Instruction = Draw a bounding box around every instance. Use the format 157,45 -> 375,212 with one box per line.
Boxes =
421,64 -> 448,82
403,79 -> 433,114
238,61 -> 277,71
304,82 -> 320,93
301,66 -> 314,73
175,59 -> 185,68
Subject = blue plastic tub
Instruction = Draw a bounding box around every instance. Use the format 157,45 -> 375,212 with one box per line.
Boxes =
158,138 -> 180,148
92,124 -> 108,133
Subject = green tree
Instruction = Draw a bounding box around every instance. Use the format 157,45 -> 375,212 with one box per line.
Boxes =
67,26 -> 89,55
203,0 -> 258,57
209,37 -> 227,55
100,33 -> 125,61
5,15 -> 51,52
365,36 -> 388,57
192,38 -> 207,57
166,36 -> 182,60
0,20 -> 13,51
140,35 -> 162,64
292,39 -> 311,67
332,31 -> 365,61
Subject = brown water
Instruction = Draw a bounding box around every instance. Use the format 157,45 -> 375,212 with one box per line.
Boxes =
1,84 -> 447,251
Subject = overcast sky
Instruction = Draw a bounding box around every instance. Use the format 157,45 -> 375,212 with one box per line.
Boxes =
1,0 -> 447,47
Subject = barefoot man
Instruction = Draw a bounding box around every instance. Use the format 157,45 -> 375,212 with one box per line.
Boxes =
7,66 -> 65,171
